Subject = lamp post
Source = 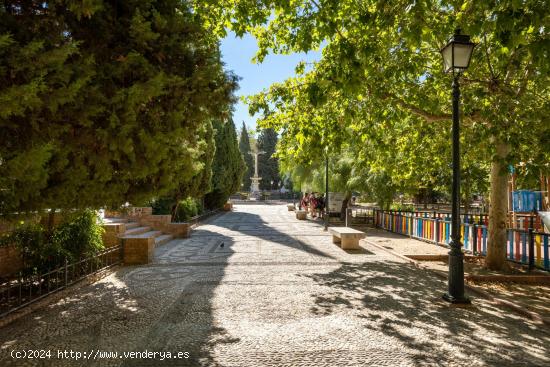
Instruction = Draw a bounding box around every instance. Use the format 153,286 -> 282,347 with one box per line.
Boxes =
440,29 -> 476,304
325,154 -> 329,231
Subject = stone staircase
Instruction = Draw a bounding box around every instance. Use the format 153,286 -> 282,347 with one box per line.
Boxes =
102,209 -> 190,265
104,218 -> 174,248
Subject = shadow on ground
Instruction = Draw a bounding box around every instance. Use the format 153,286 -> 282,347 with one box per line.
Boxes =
304,260 -> 550,366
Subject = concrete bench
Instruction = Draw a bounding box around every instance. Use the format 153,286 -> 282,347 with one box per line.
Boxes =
296,210 -> 307,220
287,203 -> 295,211
329,227 -> 366,250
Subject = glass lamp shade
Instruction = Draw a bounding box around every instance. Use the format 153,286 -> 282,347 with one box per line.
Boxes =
440,31 -> 475,73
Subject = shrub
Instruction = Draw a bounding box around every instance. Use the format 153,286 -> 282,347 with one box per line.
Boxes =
51,210 -> 105,262
0,222 -> 65,275
1,210 -> 105,275
174,197 -> 201,221
390,203 -> 415,212
149,197 -> 173,215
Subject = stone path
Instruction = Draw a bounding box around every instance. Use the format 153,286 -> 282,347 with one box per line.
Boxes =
366,228 -> 550,318
1,204 -> 549,366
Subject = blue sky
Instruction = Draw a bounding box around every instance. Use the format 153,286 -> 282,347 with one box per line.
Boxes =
220,32 -> 321,134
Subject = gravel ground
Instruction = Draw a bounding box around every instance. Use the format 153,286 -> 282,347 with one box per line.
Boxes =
0,205 -> 549,367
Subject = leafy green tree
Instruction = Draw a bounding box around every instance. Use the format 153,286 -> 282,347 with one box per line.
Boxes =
238,122 -> 254,190
257,128 -> 280,190
213,0 -> 549,271
1,0 -> 237,214
204,118 -> 245,209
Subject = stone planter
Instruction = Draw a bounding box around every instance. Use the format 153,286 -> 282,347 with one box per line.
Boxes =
296,210 -> 307,220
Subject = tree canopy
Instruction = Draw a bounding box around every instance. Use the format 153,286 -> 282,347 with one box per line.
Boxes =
0,0 -> 238,213
198,0 -> 549,270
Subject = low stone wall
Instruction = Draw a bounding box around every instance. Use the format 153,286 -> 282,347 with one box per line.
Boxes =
163,223 -> 190,238
102,223 -> 127,247
122,237 -> 155,265
127,207 -> 153,219
0,245 -> 23,278
138,215 -> 189,238
139,214 -> 171,229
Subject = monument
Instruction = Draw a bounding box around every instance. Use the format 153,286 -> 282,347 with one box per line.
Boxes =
249,150 -> 264,199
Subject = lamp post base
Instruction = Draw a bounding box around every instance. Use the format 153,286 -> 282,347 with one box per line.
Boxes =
442,293 -> 471,304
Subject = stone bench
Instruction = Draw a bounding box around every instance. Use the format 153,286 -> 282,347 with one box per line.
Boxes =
329,227 -> 366,250
296,210 -> 307,220
287,203 -> 295,211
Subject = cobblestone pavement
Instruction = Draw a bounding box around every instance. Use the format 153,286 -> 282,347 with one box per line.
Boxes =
365,229 -> 550,318
1,204 -> 549,367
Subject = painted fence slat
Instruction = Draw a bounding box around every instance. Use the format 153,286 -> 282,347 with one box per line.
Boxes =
375,210 -> 550,271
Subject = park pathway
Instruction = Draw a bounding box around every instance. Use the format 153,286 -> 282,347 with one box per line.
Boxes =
1,204 -> 549,366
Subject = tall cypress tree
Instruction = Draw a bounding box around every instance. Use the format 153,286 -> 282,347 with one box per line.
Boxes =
258,128 -> 280,190
204,118 -> 245,209
238,122 -> 254,191
0,1 -> 237,213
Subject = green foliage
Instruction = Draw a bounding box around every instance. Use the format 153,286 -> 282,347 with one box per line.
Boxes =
390,203 -> 415,212
174,197 -> 201,221
0,222 -> 64,274
257,128 -> 280,190
204,118 -> 245,209
0,1 -> 238,213
238,122 -> 254,190
0,210 -> 104,274
204,0 -> 548,210
50,210 -> 105,262
150,197 -> 173,215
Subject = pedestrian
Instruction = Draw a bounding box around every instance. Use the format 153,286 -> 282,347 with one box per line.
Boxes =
310,193 -> 318,218
316,194 -> 325,219
300,192 -> 310,211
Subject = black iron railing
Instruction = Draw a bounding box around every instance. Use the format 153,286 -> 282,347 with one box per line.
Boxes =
0,245 -> 123,318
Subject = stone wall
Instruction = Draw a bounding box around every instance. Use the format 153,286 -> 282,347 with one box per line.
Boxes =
127,207 -> 153,219
0,245 -> 23,278
102,223 -> 127,247
122,237 -> 154,265
137,215 -> 190,238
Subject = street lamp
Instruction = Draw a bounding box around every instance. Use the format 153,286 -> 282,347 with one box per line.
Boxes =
325,151 -> 329,231
270,180 -> 274,190
440,29 -> 476,304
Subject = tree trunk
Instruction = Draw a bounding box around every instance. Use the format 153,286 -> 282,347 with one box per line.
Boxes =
463,173 -> 471,216
340,191 -> 352,220
486,139 -> 510,271
47,209 -> 56,233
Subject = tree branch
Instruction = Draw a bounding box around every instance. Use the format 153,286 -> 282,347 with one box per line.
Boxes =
387,94 -> 451,122
483,34 -> 497,80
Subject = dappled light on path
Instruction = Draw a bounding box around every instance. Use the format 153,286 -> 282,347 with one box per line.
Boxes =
0,204 -> 548,366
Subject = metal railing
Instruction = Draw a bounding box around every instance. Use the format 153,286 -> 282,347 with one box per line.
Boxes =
373,209 -> 550,271
0,245 -> 123,318
186,209 -> 221,228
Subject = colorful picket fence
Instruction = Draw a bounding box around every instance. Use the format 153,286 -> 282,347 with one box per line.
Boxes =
374,210 -> 550,271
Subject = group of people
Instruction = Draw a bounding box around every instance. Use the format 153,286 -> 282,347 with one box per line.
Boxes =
299,192 -> 326,219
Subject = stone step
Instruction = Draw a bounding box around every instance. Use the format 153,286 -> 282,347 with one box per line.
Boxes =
123,226 -> 151,236
122,230 -> 162,239
155,234 -> 173,247
104,217 -> 128,224
125,222 -> 140,229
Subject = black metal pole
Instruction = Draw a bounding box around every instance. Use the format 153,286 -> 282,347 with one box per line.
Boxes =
443,75 -> 470,304
325,155 -> 329,231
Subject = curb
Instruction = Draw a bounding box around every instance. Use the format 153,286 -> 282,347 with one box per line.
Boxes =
364,239 -> 550,327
